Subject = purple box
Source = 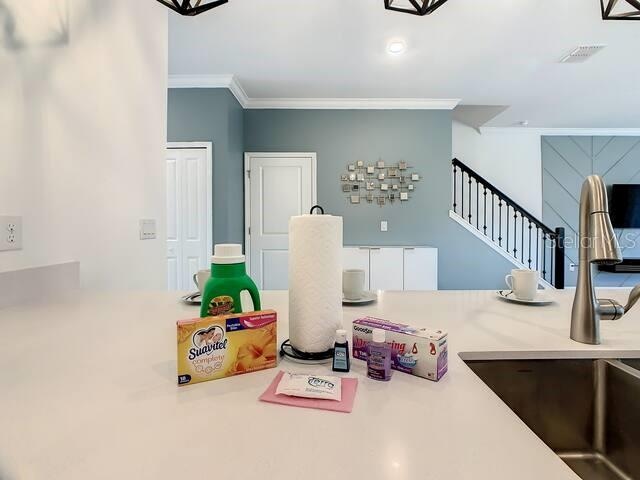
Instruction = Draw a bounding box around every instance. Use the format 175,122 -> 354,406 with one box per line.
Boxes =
353,317 -> 448,381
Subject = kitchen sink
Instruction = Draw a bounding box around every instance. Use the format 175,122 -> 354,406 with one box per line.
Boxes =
621,359 -> 640,372
465,358 -> 640,480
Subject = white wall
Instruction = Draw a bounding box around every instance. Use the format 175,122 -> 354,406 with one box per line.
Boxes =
0,1 -> 168,289
452,121 -> 543,218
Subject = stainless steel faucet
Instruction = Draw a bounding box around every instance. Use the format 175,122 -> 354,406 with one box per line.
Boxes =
571,175 -> 640,344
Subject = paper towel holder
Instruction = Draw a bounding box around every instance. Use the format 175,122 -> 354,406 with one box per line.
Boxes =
280,339 -> 334,363
280,203 -> 336,363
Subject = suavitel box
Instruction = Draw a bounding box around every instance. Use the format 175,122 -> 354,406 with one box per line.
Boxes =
352,317 -> 448,381
177,310 -> 277,386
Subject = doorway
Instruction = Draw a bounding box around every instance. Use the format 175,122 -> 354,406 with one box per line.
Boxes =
244,152 -> 317,290
166,143 -> 213,291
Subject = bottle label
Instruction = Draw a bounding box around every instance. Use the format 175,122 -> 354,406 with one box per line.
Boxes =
367,347 -> 390,380
333,347 -> 349,371
207,295 -> 234,316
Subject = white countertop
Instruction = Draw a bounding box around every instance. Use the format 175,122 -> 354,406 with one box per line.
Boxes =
1,289 -> 640,480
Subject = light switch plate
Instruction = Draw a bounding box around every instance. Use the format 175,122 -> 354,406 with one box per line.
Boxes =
139,219 -> 157,240
0,216 -> 23,251
380,221 -> 388,232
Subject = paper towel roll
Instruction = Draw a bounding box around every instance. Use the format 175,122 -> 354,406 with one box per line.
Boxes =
289,214 -> 343,353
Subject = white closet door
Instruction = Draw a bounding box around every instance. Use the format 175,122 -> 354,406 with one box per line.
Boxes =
166,147 -> 211,291
246,153 -> 316,290
343,247 -> 371,291
370,248 -> 404,291
404,248 -> 438,291
166,150 -> 181,291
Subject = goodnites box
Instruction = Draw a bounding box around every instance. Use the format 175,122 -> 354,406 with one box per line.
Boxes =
353,317 -> 448,381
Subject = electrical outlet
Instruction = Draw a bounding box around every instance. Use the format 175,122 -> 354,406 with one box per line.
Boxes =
0,216 -> 23,251
380,221 -> 388,232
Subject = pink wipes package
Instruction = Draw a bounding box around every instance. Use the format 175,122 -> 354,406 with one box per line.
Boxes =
259,371 -> 358,413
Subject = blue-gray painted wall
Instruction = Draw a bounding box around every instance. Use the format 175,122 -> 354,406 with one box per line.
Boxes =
167,89 -> 515,290
167,89 -> 245,245
542,136 -> 640,287
244,109 -> 515,290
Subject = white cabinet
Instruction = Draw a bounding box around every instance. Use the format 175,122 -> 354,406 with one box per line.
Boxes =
403,247 -> 438,291
343,247 -> 371,291
343,246 -> 438,291
370,248 -> 404,291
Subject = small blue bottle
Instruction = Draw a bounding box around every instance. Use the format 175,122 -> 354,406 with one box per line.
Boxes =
367,329 -> 392,381
332,329 -> 351,373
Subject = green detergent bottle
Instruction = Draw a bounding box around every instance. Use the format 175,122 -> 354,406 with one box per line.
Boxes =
200,244 -> 261,318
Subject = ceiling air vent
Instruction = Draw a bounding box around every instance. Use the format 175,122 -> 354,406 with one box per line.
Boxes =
560,45 -> 607,63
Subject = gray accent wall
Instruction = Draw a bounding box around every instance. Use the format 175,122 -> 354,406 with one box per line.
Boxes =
542,136 -> 640,287
244,109 -> 515,290
168,89 -> 245,245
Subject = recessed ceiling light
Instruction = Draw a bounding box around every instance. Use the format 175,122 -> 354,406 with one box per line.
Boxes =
387,40 -> 407,55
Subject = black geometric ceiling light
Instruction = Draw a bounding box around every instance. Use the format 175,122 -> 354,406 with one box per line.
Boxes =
383,0 -> 449,16
156,0 -> 228,16
601,0 -> 640,20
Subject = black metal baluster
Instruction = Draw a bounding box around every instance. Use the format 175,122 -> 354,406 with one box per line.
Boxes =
506,205 -> 510,254
491,192 -> 495,241
498,199 -> 502,247
542,234 -> 547,281
528,220 -> 532,269
513,210 -> 518,259
520,214 -> 524,263
453,164 -> 457,213
476,180 -> 479,230
536,224 -> 540,270
483,186 -> 487,235
461,171 -> 465,220
468,175 -> 472,224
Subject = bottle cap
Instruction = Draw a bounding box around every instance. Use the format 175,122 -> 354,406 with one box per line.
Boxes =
372,329 -> 386,343
336,329 -> 347,343
211,244 -> 245,265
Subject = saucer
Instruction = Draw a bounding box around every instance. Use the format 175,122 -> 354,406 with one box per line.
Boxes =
496,290 -> 554,306
343,291 -> 377,305
182,292 -> 202,306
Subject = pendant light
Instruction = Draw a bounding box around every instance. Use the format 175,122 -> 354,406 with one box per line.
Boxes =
601,0 -> 640,20
383,0 -> 449,16
156,0 -> 228,16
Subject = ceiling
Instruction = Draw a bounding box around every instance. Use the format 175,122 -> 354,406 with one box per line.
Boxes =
168,0 -> 640,128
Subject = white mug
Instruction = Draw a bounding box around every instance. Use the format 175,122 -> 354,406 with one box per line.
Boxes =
505,269 -> 539,301
193,269 -> 211,294
343,269 -> 365,300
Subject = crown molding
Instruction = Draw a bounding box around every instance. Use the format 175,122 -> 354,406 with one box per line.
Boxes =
168,74 -> 459,110
168,74 -> 249,108
480,127 -> 640,136
244,97 -> 460,110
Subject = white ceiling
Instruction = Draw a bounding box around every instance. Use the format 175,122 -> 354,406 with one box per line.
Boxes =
168,0 -> 640,128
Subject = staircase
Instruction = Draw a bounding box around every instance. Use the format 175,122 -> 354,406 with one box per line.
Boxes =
450,158 -> 565,289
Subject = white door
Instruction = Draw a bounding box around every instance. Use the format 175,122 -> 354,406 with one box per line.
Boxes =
403,247 -> 438,291
343,247 -> 371,291
166,145 -> 212,291
245,153 -> 317,290
370,248 -> 404,291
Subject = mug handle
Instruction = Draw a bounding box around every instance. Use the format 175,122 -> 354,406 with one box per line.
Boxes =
193,273 -> 199,289
505,274 -> 514,290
